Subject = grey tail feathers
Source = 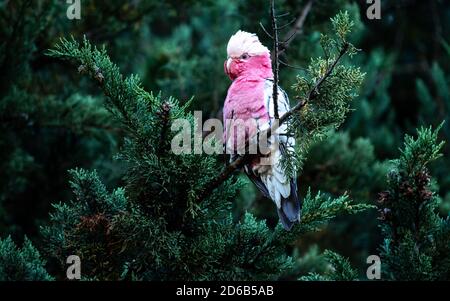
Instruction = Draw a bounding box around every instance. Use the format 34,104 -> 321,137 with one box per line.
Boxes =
276,178 -> 301,230
245,168 -> 301,231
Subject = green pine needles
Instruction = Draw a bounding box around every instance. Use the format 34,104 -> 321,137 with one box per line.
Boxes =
0,236 -> 53,281
8,12 -> 369,280
300,250 -> 358,281
1,0 -> 449,282
378,124 -> 449,280
283,11 -> 365,177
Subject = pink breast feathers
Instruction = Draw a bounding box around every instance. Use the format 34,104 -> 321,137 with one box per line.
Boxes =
223,78 -> 269,153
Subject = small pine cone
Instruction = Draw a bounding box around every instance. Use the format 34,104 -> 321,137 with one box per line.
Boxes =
416,170 -> 430,188
78,213 -> 111,235
78,64 -> 87,74
378,208 -> 392,221
161,101 -> 171,112
419,189 -> 433,201
378,191 -> 391,205
399,181 -> 414,197
157,101 -> 171,121
95,72 -> 104,83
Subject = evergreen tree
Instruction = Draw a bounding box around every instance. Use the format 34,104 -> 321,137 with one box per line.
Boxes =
0,236 -> 52,281
378,124 -> 449,280
415,57 -> 450,199
29,11 -> 368,279
1,0 -> 449,282
300,250 -> 358,281
0,0 -> 153,238
306,124 -> 449,281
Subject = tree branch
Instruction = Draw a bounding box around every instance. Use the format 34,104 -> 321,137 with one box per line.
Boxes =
259,22 -> 274,39
281,0 -> 314,52
271,0 -> 280,120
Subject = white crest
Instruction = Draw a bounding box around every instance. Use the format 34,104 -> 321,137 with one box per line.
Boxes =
227,30 -> 270,58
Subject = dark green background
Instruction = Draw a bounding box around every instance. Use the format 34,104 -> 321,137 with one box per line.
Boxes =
1,0 -> 449,278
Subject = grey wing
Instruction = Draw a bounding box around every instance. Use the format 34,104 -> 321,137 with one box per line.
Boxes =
242,79 -> 301,230
262,79 -> 295,152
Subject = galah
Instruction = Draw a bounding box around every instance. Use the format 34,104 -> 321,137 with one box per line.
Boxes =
223,30 -> 301,230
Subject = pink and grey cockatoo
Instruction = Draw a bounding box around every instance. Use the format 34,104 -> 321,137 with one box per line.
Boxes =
223,30 -> 301,230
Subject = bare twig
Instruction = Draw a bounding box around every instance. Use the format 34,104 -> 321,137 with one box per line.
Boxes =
195,154 -> 249,202
279,59 -> 307,70
281,0 -> 314,52
276,12 -> 290,18
271,0 -> 280,120
196,41 -> 350,203
259,22 -> 274,39
276,18 -> 297,30
282,30 -> 298,45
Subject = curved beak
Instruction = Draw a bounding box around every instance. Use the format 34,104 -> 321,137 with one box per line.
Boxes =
224,58 -> 233,80
226,58 -> 232,71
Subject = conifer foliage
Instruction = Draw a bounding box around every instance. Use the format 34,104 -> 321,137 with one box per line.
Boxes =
378,124 -> 449,280
0,236 -> 52,281
1,0 -> 449,282
32,13 -> 369,279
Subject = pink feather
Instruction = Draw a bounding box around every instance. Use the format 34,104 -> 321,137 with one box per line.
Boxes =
223,53 -> 272,144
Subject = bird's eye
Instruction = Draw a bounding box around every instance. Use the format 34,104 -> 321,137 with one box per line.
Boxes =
240,53 -> 249,60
